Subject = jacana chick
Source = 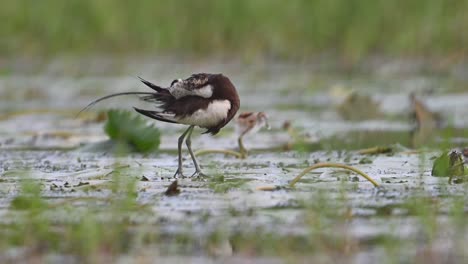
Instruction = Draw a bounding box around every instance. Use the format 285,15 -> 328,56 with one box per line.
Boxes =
236,112 -> 270,156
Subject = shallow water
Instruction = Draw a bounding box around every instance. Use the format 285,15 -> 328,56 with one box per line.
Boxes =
0,57 -> 467,262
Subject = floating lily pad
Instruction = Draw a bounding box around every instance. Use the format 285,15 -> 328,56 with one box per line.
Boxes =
431,151 -> 464,177
104,110 -> 161,153
337,91 -> 382,121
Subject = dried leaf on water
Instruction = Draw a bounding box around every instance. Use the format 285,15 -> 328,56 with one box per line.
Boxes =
358,146 -> 393,155
164,180 -> 180,196
410,94 -> 442,130
141,175 -> 150,182
410,94 -> 442,148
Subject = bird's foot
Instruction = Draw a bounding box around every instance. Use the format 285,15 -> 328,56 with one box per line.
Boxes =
239,145 -> 248,159
240,150 -> 248,159
173,168 -> 186,178
191,170 -> 208,178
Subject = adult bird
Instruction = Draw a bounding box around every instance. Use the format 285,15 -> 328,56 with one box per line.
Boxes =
80,73 -> 240,177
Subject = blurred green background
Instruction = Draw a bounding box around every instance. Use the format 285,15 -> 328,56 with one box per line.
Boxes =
1,0 -> 467,60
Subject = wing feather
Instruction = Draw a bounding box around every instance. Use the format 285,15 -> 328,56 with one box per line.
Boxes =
133,107 -> 178,124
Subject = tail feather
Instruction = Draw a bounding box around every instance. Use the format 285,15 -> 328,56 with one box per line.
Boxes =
76,91 -> 155,117
76,77 -> 172,117
138,76 -> 166,93
133,107 -> 178,124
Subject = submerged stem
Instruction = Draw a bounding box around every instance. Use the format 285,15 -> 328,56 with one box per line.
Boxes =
289,162 -> 380,187
194,136 -> 249,159
194,149 -> 245,159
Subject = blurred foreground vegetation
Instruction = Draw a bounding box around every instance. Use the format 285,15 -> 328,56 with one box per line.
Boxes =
1,0 -> 467,60
3,170 -> 467,262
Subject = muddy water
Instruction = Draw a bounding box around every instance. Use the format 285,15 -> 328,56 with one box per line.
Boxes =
0,58 -> 467,261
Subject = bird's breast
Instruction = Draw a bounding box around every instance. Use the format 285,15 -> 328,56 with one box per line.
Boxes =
178,99 -> 231,128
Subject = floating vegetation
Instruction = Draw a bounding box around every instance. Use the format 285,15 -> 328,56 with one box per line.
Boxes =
1,57 -> 468,262
194,149 -> 244,159
289,162 -> 380,188
282,120 -> 317,152
2,167 -> 152,262
104,110 -> 161,153
336,91 -> 383,121
357,146 -> 394,155
358,157 -> 374,164
208,175 -> 250,193
431,150 -> 466,183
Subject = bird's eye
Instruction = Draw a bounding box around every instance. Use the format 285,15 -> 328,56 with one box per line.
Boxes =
170,79 -> 178,86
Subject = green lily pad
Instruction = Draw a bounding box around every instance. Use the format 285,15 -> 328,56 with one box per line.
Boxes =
104,110 -> 161,153
431,151 -> 464,177
337,91 -> 382,121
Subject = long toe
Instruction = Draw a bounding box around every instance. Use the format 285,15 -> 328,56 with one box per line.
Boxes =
173,169 -> 186,178
191,170 -> 208,178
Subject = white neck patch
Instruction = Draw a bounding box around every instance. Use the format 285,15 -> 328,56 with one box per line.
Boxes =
193,84 -> 213,98
169,84 -> 213,99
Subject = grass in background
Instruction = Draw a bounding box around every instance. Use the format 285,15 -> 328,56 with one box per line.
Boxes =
1,0 -> 467,60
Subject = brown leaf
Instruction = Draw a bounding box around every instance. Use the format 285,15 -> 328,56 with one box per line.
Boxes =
164,180 -> 180,196
141,175 -> 150,181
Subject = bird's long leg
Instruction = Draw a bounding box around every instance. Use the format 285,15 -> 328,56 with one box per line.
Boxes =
174,126 -> 193,178
185,126 -> 207,177
238,136 -> 248,158
238,128 -> 251,158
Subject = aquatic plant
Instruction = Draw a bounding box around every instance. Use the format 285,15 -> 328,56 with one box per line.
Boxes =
431,150 -> 466,183
104,110 -> 161,153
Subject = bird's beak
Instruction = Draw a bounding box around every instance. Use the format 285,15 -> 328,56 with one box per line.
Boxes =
264,117 -> 271,130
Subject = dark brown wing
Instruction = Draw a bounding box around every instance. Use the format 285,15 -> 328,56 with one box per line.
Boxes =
133,107 -> 178,124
